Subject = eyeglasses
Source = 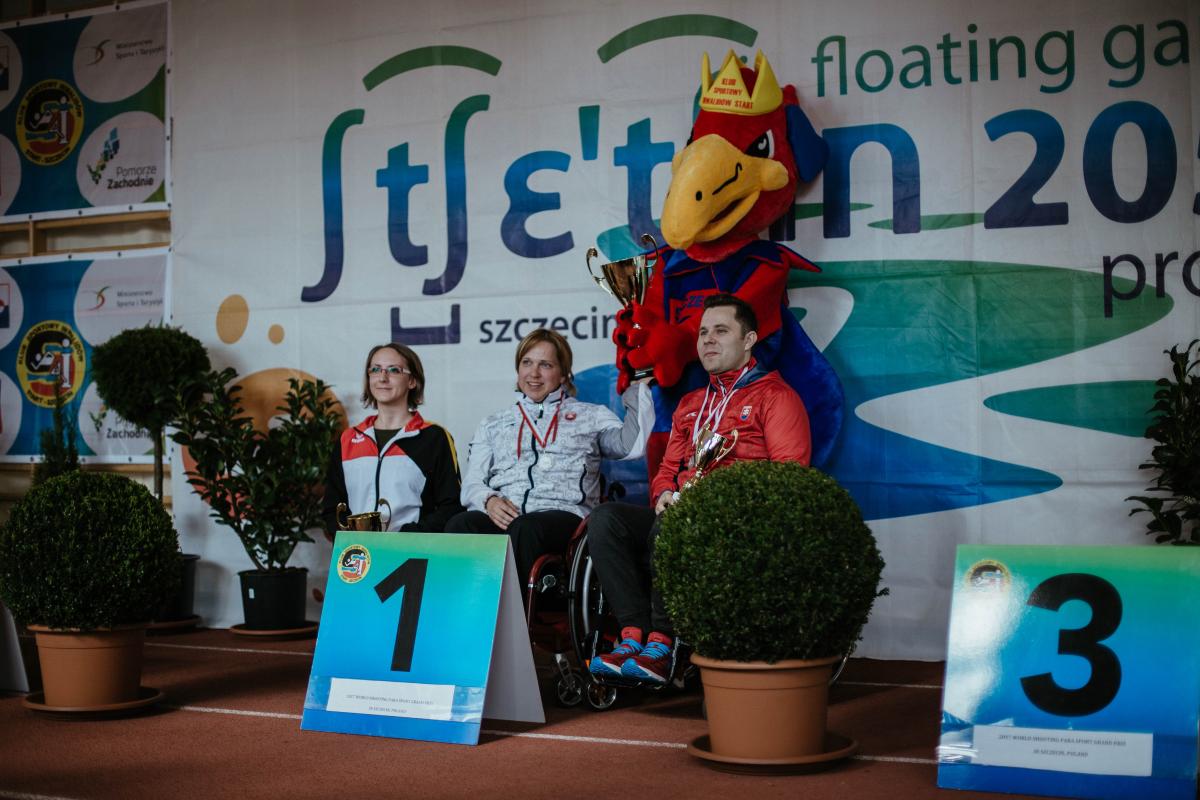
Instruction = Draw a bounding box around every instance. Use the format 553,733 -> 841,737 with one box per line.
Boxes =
369,365 -> 412,376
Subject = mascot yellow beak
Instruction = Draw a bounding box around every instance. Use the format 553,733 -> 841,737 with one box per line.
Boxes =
660,134 -> 789,251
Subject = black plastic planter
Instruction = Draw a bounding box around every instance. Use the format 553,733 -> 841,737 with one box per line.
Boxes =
238,568 -> 307,631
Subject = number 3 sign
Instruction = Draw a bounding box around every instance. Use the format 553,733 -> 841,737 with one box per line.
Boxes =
301,532 -> 544,745
938,545 -> 1200,800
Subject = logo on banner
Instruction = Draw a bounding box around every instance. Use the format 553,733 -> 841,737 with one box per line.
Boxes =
965,559 -> 1011,592
0,282 -> 9,328
86,128 -> 120,184
87,285 -> 109,310
17,80 -> 84,166
16,320 -> 86,406
338,544 -> 372,583
84,38 -> 110,66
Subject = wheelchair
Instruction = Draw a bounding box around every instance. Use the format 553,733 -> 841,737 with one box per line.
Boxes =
524,514 -> 696,711
522,484 -> 852,710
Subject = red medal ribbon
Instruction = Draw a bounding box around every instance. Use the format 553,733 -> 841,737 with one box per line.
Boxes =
516,402 -> 561,459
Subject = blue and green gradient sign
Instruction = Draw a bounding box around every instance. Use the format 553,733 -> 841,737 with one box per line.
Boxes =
939,545 -> 1200,800
302,532 -> 512,746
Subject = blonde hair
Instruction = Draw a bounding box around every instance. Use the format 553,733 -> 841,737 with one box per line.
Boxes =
514,328 -> 576,397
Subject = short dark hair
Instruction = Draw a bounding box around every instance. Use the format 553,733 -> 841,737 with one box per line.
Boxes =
360,343 -> 426,409
514,328 -> 576,397
702,293 -> 758,335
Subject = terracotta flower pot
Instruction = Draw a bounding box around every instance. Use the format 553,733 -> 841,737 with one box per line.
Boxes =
692,653 -> 840,760
28,624 -> 147,708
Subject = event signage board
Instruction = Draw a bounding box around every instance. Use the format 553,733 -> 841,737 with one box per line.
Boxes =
301,531 -> 544,745
0,251 -> 167,462
938,545 -> 1200,800
0,0 -> 168,219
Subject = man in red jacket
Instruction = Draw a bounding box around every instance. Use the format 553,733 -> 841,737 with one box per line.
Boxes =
588,292 -> 811,683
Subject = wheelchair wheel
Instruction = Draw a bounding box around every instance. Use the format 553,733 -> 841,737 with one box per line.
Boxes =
586,681 -> 618,711
830,649 -> 853,685
554,669 -> 585,707
567,531 -> 614,668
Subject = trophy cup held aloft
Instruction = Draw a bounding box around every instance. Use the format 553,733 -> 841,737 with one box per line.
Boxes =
681,426 -> 738,493
336,498 -> 392,532
586,233 -> 660,381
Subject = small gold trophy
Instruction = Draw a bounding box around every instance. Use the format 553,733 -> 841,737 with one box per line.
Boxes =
681,426 -> 738,492
586,233 -> 660,380
335,498 -> 392,532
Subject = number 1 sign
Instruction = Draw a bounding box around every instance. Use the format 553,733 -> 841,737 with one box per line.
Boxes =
938,545 -> 1200,800
301,532 -> 544,745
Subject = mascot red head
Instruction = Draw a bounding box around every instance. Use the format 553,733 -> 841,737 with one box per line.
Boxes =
662,49 -> 827,262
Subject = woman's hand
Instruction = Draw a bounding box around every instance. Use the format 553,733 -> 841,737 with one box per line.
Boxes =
485,494 -> 520,531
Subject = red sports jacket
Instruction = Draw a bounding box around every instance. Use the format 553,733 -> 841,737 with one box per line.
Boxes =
651,360 -> 811,499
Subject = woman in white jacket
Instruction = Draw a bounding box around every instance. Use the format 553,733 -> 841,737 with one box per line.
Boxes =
446,328 -> 653,586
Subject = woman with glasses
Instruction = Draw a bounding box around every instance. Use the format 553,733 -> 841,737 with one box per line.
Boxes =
446,328 -> 653,586
322,343 -> 463,537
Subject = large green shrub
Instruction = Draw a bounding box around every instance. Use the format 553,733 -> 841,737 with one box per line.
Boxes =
171,369 -> 341,571
655,461 -> 886,663
0,472 -> 181,630
91,324 -> 211,500
1128,340 -> 1199,545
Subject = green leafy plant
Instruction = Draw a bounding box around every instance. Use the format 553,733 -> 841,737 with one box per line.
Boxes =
655,460 -> 886,662
90,324 -> 211,501
1128,339 -> 1200,545
0,472 -> 180,630
32,380 -> 79,487
170,369 -> 341,571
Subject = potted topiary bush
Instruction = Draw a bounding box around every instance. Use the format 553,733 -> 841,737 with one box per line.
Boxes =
91,323 -> 211,628
655,460 -> 886,767
91,323 -> 211,501
171,368 -> 341,633
1128,339 -> 1199,545
0,471 -> 180,711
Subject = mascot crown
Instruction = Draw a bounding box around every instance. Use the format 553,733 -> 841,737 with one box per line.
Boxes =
699,49 -> 782,116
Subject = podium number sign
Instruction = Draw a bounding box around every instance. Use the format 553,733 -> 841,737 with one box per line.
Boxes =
938,545 -> 1200,800
301,532 -> 543,745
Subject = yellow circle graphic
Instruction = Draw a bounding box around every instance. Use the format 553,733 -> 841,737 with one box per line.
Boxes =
268,324 -> 284,344
216,294 -> 249,344
16,320 -> 86,407
16,79 -> 85,166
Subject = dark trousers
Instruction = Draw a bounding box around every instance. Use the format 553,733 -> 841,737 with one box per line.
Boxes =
585,502 -> 672,637
444,509 -> 582,587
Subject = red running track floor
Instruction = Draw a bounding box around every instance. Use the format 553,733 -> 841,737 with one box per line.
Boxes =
0,628 -> 1040,800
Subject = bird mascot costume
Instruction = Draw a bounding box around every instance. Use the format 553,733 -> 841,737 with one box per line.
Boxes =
614,49 -> 844,473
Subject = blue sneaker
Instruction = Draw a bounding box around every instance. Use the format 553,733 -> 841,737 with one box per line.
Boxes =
621,632 -> 672,683
589,627 -> 643,676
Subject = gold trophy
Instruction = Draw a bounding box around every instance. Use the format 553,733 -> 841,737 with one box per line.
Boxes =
681,426 -> 738,492
586,233 -> 660,380
335,498 -> 392,532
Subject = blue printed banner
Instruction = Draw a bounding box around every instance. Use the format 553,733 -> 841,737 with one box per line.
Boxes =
938,545 -> 1200,800
302,532 -> 526,746
166,0 -> 1200,650
0,252 -> 166,461
0,1 -> 167,219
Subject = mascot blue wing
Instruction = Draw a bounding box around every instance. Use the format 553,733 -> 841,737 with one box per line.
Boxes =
774,314 -> 844,468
